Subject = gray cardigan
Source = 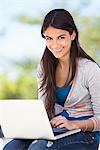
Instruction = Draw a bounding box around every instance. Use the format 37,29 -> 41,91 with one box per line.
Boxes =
37,58 -> 100,131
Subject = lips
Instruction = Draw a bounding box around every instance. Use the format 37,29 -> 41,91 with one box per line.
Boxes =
53,48 -> 63,53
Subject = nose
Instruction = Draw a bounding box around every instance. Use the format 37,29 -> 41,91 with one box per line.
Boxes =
51,40 -> 60,50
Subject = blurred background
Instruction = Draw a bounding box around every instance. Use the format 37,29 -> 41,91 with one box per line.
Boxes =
0,0 -> 100,99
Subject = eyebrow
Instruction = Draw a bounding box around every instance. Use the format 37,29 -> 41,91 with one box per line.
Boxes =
44,34 -> 66,38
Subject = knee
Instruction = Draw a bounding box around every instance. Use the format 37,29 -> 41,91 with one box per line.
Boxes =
3,139 -> 32,150
3,144 -> 10,150
3,142 -> 16,150
28,139 -> 48,150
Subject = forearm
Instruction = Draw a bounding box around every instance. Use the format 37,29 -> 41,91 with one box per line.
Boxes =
73,119 -> 94,132
50,115 -> 94,131
57,111 -> 94,131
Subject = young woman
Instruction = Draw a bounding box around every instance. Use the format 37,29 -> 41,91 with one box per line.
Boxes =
3,9 -> 100,150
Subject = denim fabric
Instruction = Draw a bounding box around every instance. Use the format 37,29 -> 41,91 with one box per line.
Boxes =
3,139 -> 32,150
3,131 -> 99,150
96,131 -> 100,142
46,131 -> 99,150
28,139 -> 48,150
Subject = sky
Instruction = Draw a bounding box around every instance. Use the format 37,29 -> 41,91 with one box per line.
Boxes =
0,0 -> 100,25
67,0 -> 100,15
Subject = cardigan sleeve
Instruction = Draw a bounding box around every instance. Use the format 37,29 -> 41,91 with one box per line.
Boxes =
85,61 -> 100,131
37,63 -> 46,103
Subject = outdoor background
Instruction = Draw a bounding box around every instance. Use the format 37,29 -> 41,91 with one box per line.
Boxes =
0,0 -> 100,100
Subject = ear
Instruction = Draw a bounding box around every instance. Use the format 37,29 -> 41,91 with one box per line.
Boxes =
71,31 -> 76,41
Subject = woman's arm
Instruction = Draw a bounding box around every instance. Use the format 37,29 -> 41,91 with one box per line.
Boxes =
85,62 -> 100,131
50,115 -> 94,131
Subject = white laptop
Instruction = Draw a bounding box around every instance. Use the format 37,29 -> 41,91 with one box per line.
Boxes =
0,100 -> 81,140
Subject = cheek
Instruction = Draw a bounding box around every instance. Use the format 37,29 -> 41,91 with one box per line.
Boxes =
46,42 -> 52,50
64,39 -> 72,49
46,44 -> 50,50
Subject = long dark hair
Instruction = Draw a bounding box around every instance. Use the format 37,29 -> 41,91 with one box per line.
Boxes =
39,9 -> 95,118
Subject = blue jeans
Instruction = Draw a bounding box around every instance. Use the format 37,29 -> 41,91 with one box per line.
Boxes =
3,131 -> 99,150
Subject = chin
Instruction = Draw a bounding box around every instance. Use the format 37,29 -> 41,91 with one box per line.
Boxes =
54,55 -> 62,59
53,52 -> 63,57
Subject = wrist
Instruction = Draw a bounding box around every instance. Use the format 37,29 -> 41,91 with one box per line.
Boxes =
73,119 -> 94,132
74,120 -> 88,131
82,120 -> 88,132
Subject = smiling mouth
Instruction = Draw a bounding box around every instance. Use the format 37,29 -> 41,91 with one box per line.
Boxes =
53,48 -> 63,52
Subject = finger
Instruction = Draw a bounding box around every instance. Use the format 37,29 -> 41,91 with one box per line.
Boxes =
53,118 -> 67,127
57,124 -> 65,128
50,116 -> 67,127
50,116 -> 63,124
54,119 -> 66,127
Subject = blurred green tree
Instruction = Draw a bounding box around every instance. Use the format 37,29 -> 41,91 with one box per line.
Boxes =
0,58 -> 38,99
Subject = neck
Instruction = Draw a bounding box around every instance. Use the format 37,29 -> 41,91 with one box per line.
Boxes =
58,56 -> 70,69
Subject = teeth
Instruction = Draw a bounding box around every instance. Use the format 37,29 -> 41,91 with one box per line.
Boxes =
53,49 -> 62,52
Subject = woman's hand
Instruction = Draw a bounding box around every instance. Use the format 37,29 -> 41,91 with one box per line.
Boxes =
50,115 -> 79,130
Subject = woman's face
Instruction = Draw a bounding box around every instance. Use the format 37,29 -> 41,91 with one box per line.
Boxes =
43,26 -> 76,59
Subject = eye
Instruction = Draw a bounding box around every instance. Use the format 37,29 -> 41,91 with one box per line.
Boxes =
45,37 -> 52,41
58,36 -> 65,40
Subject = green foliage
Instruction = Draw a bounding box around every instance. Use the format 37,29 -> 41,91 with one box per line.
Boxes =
15,74 -> 38,99
0,74 -> 38,99
0,75 -> 16,99
13,58 -> 38,73
78,16 -> 100,63
0,58 -> 38,100
16,15 -> 42,24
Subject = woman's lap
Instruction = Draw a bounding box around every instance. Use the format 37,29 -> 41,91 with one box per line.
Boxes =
3,139 -> 32,150
3,132 -> 99,150
28,139 -> 48,150
47,131 -> 99,150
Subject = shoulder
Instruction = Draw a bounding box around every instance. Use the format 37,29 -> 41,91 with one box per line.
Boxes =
78,58 -> 100,71
78,58 -> 100,81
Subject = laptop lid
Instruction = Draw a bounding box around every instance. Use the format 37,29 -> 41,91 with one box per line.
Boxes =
0,100 -> 55,140
0,100 -> 81,140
